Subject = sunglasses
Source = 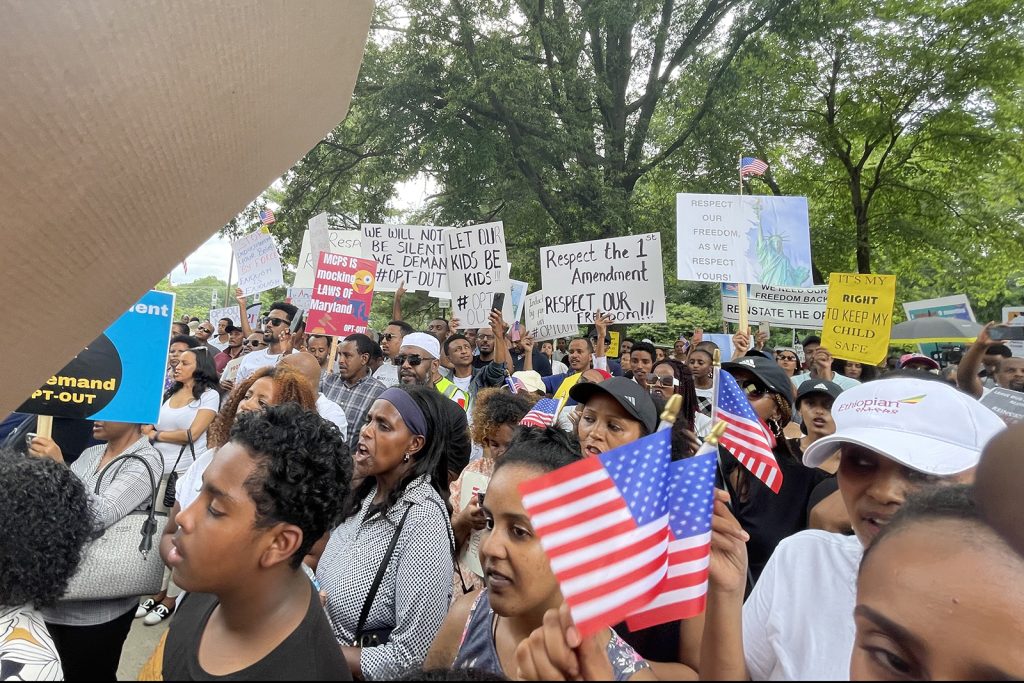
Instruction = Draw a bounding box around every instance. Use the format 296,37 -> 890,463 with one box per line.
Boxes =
381,333 -> 398,341
197,327 -> 213,334
651,375 -> 679,388
393,354 -> 427,367
267,317 -> 292,327
742,382 -> 770,399
777,355 -> 798,363
245,340 -> 267,347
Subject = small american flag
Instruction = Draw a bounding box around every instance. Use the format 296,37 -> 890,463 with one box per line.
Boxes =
181,260 -> 188,275
519,398 -> 560,428
713,366 -> 782,493
259,208 -> 276,225
519,429 -> 674,636
626,444 -> 717,630
740,157 -> 768,177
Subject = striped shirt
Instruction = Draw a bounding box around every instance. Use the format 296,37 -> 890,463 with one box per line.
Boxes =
41,437 -> 163,627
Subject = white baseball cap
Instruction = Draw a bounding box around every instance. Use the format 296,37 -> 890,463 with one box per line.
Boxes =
400,332 -> 441,360
803,377 -> 1005,475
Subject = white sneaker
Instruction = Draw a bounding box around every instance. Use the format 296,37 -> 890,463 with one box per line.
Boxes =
143,603 -> 173,625
134,598 -> 156,619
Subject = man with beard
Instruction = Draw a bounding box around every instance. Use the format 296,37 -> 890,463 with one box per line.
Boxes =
959,323 -> 1024,398
213,324 -> 246,375
374,319 -> 413,388
541,312 -> 612,403
442,325 -> 508,413
322,333 -> 387,453
395,332 -> 468,408
235,303 -> 301,383
471,326 -> 499,370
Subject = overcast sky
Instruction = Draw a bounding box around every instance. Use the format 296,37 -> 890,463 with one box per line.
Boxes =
169,174 -> 437,285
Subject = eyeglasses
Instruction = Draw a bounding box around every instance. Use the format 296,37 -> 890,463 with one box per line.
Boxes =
651,375 -> 680,388
267,317 -> 292,327
777,355 -> 798,363
393,354 -> 427,366
742,382 -> 769,399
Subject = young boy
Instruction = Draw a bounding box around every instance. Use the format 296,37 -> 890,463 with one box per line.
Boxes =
141,404 -> 352,680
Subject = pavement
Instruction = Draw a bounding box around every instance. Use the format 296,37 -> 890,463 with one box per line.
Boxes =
117,613 -> 169,680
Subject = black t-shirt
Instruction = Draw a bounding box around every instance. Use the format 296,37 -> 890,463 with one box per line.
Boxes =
162,586 -> 351,681
718,441 -> 830,584
471,356 -> 491,370
512,349 -> 552,377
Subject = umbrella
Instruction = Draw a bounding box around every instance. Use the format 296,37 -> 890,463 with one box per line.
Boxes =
890,317 -> 983,343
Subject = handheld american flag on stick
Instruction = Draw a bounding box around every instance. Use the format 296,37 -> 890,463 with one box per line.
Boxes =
259,208 -> 276,225
519,398 -> 560,429
713,365 -> 783,493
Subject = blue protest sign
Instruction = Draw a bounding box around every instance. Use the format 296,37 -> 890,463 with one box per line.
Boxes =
17,290 -> 175,423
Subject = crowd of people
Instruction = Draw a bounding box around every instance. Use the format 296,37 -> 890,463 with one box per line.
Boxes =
1,286 -> 1022,681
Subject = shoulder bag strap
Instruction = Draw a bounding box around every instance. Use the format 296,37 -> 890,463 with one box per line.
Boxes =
167,428 -> 196,474
353,501 -> 414,645
438,499 -> 472,595
93,451 -> 162,557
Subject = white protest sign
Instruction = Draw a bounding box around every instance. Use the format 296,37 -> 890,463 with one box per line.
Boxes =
293,227 -> 362,288
1004,307 -> 1024,358
676,193 -> 813,286
510,280 -> 529,323
307,212 -> 331,260
721,283 -> 829,329
525,291 -> 579,342
286,287 -> 313,313
361,224 -> 449,293
231,228 -> 285,296
540,233 -> 667,325
209,303 -> 262,329
444,222 -> 511,328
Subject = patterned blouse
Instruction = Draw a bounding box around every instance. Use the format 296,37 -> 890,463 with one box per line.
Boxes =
0,605 -> 63,681
316,476 -> 454,680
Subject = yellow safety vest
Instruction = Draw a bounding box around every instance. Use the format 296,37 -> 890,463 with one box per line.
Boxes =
435,376 -> 470,411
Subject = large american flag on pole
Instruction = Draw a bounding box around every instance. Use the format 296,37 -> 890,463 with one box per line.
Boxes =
713,365 -> 783,493
626,445 -> 717,630
519,430 -> 674,637
740,156 -> 768,177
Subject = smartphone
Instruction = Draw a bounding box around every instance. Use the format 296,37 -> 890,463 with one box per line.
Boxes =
476,492 -> 485,507
758,322 -> 771,336
289,309 -> 305,335
989,325 -> 1024,341
491,292 -> 505,312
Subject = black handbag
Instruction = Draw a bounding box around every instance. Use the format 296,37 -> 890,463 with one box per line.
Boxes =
352,502 -> 414,648
161,429 -> 195,509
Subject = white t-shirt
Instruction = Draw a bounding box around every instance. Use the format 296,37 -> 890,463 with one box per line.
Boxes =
374,362 -> 400,388
743,530 -> 863,681
451,374 -> 473,394
207,338 -> 228,352
154,388 -> 219,475
551,360 -> 569,375
316,393 -> 349,441
175,447 -> 216,511
235,347 -> 296,383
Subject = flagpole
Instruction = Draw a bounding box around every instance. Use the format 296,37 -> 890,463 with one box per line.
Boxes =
712,348 -> 755,592
737,155 -> 748,336
224,251 -> 234,307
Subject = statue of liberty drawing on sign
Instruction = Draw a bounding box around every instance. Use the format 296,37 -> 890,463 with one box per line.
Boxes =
744,196 -> 811,287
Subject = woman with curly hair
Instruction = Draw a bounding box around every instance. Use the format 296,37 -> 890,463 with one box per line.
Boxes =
449,388 -> 534,593
0,450 -> 92,681
137,365 -> 317,625
316,386 -> 457,680
27,420 -> 163,680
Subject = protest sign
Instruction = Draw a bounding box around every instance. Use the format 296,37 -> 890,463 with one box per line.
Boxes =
510,280 -> 529,323
286,288 -> 313,313
306,253 -> 378,337
1004,307 -> 1024,358
17,290 -> 174,423
608,331 -> 621,358
308,212 -> 331,260
232,228 -> 285,296
458,470 -> 490,578
540,233 -> 667,326
821,273 -> 896,364
980,388 -> 1024,426
524,291 -> 579,342
703,333 -> 734,362
362,224 -> 450,293
444,222 -> 511,328
294,227 -> 362,289
721,283 -> 828,329
209,303 -> 262,329
676,193 -> 813,286
903,295 -> 976,360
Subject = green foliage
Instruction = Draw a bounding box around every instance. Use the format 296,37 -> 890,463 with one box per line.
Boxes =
627,302 -> 723,345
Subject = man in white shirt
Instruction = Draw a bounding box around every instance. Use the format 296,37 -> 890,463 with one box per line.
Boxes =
279,352 -> 347,441
700,377 -> 1005,681
373,319 -> 412,388
235,302 -> 299,383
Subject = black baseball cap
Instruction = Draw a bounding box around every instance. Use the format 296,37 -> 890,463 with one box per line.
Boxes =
569,377 -> 658,434
795,379 -> 843,409
722,355 -> 795,408
224,324 -> 243,334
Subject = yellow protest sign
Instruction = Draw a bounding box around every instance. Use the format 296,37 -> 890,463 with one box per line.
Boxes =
608,330 -> 621,358
821,273 -> 896,364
